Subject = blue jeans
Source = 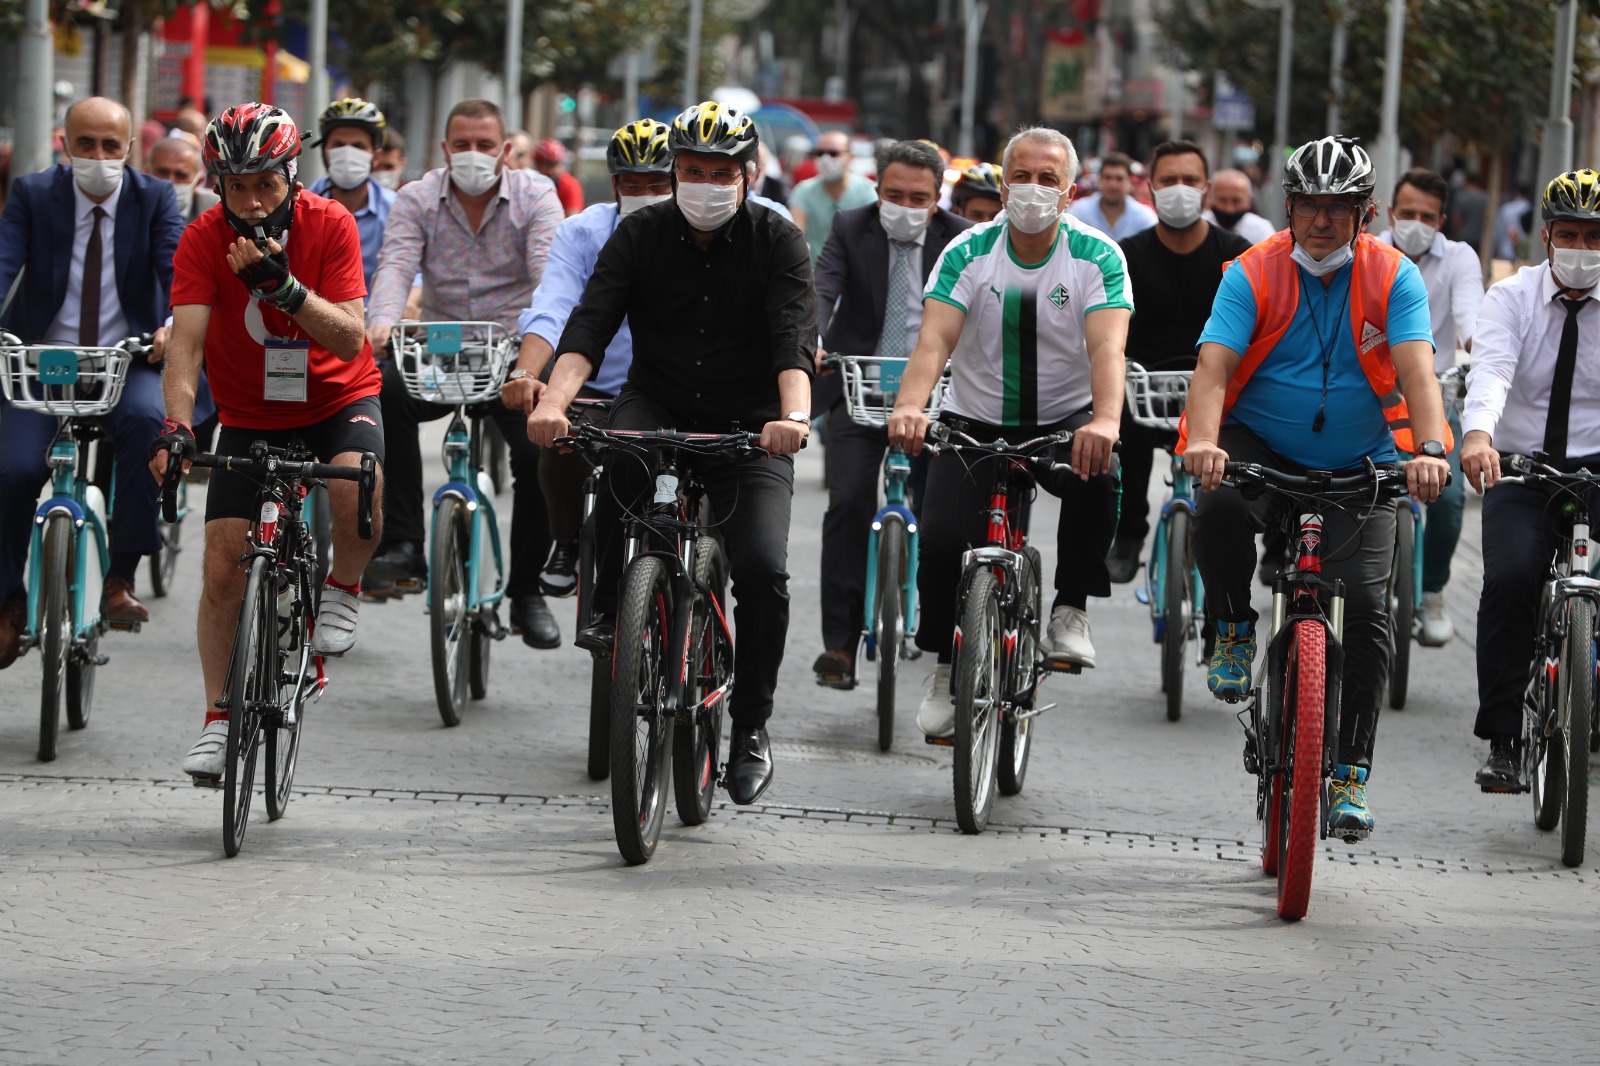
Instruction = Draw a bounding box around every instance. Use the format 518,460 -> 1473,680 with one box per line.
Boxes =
1399,405 -> 1464,594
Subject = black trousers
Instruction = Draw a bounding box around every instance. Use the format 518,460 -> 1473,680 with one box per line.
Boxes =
1192,424 -> 1395,768
592,388 -> 795,729
378,358 -> 549,597
1474,480 -> 1600,741
913,410 -> 1118,659
539,387 -> 612,545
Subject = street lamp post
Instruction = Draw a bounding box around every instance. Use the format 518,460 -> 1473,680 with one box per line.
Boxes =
1326,2 -> 1347,134
1534,0 -> 1579,231
303,0 -> 329,182
504,0 -> 525,132
957,0 -> 987,159
10,0 -> 53,192
1372,0 -> 1404,209
684,0 -> 705,105
1265,0 -> 1294,227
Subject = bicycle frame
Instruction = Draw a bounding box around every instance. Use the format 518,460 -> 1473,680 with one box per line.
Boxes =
1144,455 -> 1204,650
428,408 -> 507,621
861,447 -> 922,657
234,477 -> 327,728
1531,502 -> 1600,736
23,421 -> 113,652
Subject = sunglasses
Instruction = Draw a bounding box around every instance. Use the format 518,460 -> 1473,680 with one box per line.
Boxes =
813,149 -> 845,158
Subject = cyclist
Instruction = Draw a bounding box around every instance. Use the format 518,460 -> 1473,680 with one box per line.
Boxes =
147,103 -> 384,780
363,98 -> 566,648
1180,136 -> 1451,838
886,124 -> 1129,737
1374,167 -> 1484,646
949,161 -> 1003,224
0,95 -> 191,665
810,139 -> 973,685
526,101 -> 815,805
306,98 -> 395,294
1460,169 -> 1600,791
533,138 -> 585,216
1107,140 -> 1250,584
507,118 -> 670,596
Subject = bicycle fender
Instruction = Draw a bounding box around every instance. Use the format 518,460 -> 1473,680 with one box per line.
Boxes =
33,497 -> 85,527
432,481 -> 478,509
873,502 -> 918,532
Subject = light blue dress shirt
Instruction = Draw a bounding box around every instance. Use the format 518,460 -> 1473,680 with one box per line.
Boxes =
518,201 -> 635,397
1067,192 -> 1157,241
309,176 -> 396,294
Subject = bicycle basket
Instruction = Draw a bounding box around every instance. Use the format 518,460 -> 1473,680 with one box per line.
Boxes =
836,354 -> 948,427
0,339 -> 132,416
1124,362 -> 1192,432
393,321 -> 511,405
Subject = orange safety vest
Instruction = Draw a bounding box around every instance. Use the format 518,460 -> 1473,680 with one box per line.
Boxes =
1177,230 -> 1452,456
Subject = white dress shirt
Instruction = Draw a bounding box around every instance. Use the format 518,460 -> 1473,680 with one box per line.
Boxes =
1202,209 -> 1277,246
1377,227 -> 1483,370
877,225 -> 928,359
44,179 -> 128,347
1462,261 -> 1600,459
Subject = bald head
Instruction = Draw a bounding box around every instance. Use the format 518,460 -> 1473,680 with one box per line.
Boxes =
63,97 -> 133,160
1209,169 -> 1256,214
148,137 -> 203,185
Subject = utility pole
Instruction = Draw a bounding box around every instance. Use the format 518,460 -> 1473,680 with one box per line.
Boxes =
684,0 -> 705,105
1372,0 -> 1404,209
10,0 -> 53,190
1534,0 -> 1579,232
957,0 -> 987,158
504,0 -> 525,132
1326,2 -> 1347,134
303,0 -> 330,182
1265,0 -> 1294,227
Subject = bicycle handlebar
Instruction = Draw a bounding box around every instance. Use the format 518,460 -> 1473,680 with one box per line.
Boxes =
1221,460 -> 1414,501
161,440 -> 378,539
922,420 -> 1111,476
555,422 -> 783,459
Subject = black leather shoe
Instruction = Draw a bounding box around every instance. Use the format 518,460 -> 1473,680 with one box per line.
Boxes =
724,727 -> 773,805
1476,737 -> 1522,792
366,541 -> 426,583
1107,534 -> 1142,584
509,595 -> 561,649
575,613 -> 615,654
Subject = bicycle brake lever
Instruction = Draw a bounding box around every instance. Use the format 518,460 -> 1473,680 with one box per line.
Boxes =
357,452 -> 377,540
160,440 -> 187,523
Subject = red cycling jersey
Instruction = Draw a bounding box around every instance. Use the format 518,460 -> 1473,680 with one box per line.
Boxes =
170,189 -> 380,429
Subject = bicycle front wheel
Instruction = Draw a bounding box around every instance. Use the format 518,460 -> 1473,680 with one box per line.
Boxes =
222,557 -> 271,857
1162,511 -> 1192,722
875,516 -> 907,752
675,539 -> 730,826
1560,597 -> 1593,867
265,569 -> 311,822
37,515 -> 73,762
1387,502 -> 1415,710
610,556 -> 676,864
998,546 -> 1041,797
1276,619 -> 1327,921
430,499 -> 470,726
149,487 -> 184,598
953,569 -> 1003,834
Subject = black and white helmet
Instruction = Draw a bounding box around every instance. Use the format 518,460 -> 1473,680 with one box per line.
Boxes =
1282,136 -> 1375,199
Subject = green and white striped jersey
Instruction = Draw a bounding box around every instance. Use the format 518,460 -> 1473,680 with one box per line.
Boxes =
924,213 -> 1133,425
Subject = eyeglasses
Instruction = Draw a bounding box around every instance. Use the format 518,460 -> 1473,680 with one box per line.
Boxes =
813,149 -> 845,158
676,164 -> 743,186
1292,200 -> 1361,222
1550,228 -> 1600,249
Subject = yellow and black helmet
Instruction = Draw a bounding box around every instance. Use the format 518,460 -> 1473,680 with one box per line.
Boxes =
315,97 -> 386,149
952,161 -> 1002,205
607,118 -> 672,175
1543,169 -> 1600,223
668,101 -> 758,164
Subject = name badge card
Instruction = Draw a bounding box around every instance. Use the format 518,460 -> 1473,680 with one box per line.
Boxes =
264,339 -> 310,402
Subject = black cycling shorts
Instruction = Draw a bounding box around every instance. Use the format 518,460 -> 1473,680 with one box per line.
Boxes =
204,397 -> 386,523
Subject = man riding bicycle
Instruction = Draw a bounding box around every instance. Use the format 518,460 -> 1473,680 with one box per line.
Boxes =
1460,169 -> 1600,791
886,124 -> 1129,738
1181,136 -> 1451,838
147,103 -> 385,781
527,100 -> 815,805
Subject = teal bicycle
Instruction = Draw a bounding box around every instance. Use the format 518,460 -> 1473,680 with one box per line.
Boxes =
1,333 -> 149,761
392,321 -> 513,727
1125,362 -> 1207,722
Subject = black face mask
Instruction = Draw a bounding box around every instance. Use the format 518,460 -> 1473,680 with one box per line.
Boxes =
222,175 -> 297,243
1212,207 -> 1248,230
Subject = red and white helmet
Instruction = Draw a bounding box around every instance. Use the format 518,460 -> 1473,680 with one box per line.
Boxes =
203,103 -> 304,178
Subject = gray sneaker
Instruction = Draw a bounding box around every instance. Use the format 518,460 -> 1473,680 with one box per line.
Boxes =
1043,605 -> 1096,668
1419,592 -> 1454,647
313,586 -> 360,655
182,720 -> 229,779
916,662 -> 955,738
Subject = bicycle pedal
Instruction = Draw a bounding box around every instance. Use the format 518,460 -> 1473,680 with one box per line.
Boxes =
1044,661 -> 1083,675
106,620 -> 141,633
1479,782 -> 1530,795
814,676 -> 856,691
1335,829 -> 1371,845
924,735 -> 954,747
189,773 -> 222,790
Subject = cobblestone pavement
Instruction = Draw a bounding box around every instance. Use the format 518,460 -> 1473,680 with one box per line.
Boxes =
2,438 -> 1596,1065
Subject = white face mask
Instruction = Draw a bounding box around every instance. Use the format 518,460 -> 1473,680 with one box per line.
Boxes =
1291,239 -> 1356,277
1391,219 -> 1437,258
170,177 -> 199,217
676,180 -> 741,231
373,169 -> 401,191
448,150 -> 502,196
70,154 -> 126,199
878,200 -> 931,242
1003,183 -> 1066,235
815,154 -> 847,183
1153,184 -> 1204,229
618,192 -> 672,216
326,145 -> 373,191
1551,246 -> 1600,292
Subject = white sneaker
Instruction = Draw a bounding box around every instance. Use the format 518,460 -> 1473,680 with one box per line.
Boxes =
313,586 -> 360,655
183,720 -> 229,779
1044,605 -> 1096,668
1419,592 -> 1454,647
917,661 -> 955,738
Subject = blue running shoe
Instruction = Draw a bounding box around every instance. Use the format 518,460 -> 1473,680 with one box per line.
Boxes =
1207,619 -> 1256,699
1329,764 -> 1374,841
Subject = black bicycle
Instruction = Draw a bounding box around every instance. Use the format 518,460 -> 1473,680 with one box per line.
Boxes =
161,438 -> 377,857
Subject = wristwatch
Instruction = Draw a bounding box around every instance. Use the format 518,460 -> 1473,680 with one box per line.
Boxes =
786,410 -> 810,426
1417,439 -> 1447,459
506,369 -> 532,382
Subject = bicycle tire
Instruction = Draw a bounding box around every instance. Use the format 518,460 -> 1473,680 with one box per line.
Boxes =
998,546 -> 1040,796
953,569 -> 1003,834
674,539 -> 729,826
1387,502 -> 1415,710
1276,618 -> 1326,921
310,484 -> 333,590
469,617 -> 492,700
222,557 -> 270,857
1162,510 -> 1191,722
1560,597 -> 1593,867
429,499 -> 471,727
875,516 -> 907,752
587,655 -> 612,781
149,494 -> 183,598
37,515 -> 72,762
485,417 -> 510,496
1259,636 -> 1284,876
264,567 -> 311,822
610,555 -> 675,864
65,623 -> 98,731
1530,619 -> 1564,832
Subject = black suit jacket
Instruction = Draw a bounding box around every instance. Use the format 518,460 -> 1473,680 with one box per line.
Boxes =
812,202 -> 972,413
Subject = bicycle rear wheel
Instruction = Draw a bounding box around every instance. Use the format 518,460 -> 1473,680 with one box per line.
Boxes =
675,539 -> 730,825
222,557 -> 271,857
1276,619 -> 1326,921
587,656 -> 613,780
998,546 -> 1040,796
1387,502 -> 1415,710
610,556 -> 675,864
469,617 -> 492,700
264,569 -> 311,822
874,516 -> 907,752
430,499 -> 470,726
953,569 -> 1003,833
1560,598 -> 1593,867
1162,511 -> 1191,722
37,515 -> 73,762
66,624 -> 98,731
149,488 -> 183,598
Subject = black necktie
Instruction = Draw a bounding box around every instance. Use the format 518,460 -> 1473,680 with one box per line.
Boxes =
79,206 -> 105,348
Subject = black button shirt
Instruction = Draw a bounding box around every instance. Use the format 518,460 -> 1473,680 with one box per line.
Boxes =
557,198 -> 817,430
